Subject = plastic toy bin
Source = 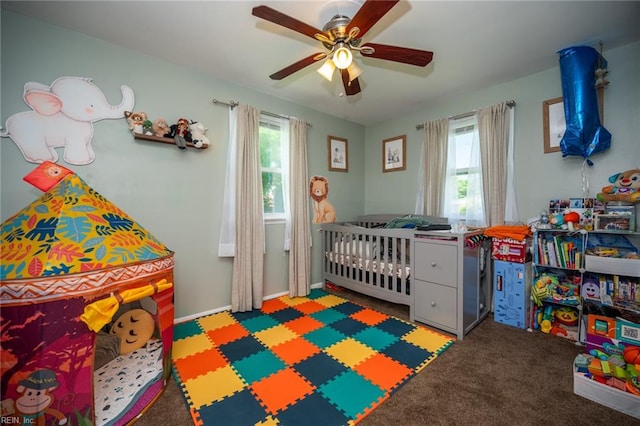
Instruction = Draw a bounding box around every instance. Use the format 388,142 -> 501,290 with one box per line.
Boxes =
573,359 -> 640,419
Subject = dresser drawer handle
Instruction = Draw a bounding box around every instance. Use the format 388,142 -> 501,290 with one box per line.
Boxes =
431,301 -> 436,307
431,262 -> 437,267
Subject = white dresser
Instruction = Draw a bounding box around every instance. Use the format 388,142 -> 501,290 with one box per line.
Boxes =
411,230 -> 491,339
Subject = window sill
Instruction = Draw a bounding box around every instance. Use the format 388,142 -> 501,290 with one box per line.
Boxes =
264,216 -> 286,225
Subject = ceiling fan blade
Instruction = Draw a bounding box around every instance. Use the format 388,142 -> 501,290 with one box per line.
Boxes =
346,0 -> 399,39
341,69 -> 361,96
361,43 -> 434,67
252,5 -> 325,40
269,53 -> 323,80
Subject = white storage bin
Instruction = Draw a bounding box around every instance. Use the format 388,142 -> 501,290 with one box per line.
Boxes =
573,364 -> 640,419
585,255 -> 640,277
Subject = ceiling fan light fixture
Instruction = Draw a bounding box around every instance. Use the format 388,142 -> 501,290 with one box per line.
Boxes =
347,61 -> 363,82
317,58 -> 336,81
333,44 -> 353,69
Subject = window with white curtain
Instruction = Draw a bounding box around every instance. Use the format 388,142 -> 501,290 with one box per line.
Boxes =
259,115 -> 289,221
443,115 -> 486,226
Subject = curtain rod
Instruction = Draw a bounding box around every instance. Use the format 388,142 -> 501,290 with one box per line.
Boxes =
212,98 -> 239,109
212,98 -> 312,127
415,100 -> 516,130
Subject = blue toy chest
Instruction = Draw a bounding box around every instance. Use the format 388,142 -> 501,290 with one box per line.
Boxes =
493,260 -> 532,329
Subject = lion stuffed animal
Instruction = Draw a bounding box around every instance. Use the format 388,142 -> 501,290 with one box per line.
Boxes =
310,176 -> 337,224
597,168 -> 640,203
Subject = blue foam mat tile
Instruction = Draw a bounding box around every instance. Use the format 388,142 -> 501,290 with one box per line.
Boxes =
275,392 -> 351,426
196,388 -> 267,425
219,335 -> 265,363
294,352 -> 348,387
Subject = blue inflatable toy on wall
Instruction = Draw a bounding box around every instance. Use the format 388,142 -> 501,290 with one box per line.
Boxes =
558,46 -> 611,165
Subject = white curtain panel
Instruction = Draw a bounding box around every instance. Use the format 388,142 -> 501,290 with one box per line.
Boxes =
218,107 -> 238,257
287,118 -> 311,297
504,106 -> 519,223
417,118 -> 449,216
231,104 -> 265,312
414,143 -> 425,215
279,116 -> 291,250
477,101 -> 511,227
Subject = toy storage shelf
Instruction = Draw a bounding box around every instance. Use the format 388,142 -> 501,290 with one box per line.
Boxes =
531,229 -> 640,342
530,229 -> 587,342
582,230 -> 640,315
133,132 -> 207,149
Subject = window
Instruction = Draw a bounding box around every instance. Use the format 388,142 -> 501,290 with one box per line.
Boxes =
443,116 -> 485,226
259,115 -> 288,220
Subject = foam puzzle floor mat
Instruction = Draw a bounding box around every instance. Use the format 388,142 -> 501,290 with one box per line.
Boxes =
172,289 -> 454,425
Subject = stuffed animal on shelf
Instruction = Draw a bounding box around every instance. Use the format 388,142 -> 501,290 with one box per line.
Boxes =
124,111 -> 147,133
142,119 -> 153,135
166,118 -> 192,149
597,168 -> 640,203
152,118 -> 170,138
189,121 -> 210,148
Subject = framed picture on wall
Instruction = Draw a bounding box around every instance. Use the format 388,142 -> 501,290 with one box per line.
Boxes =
543,97 -> 565,154
382,135 -> 406,172
328,136 -> 348,172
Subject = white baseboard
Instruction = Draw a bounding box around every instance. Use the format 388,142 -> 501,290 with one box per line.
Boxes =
174,281 -> 324,324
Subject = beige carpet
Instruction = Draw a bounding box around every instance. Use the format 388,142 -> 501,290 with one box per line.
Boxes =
136,288 -> 638,426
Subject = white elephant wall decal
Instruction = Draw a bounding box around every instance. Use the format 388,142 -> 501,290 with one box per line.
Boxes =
0,76 -> 135,165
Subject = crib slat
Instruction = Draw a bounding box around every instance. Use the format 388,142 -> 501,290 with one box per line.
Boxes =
322,221 -> 414,306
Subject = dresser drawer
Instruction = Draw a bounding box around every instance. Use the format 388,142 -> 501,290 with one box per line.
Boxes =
413,280 -> 457,330
414,241 -> 457,286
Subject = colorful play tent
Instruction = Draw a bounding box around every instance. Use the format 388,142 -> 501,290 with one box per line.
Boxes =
1,170 -> 174,426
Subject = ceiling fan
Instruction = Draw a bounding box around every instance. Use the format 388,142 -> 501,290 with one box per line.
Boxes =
252,0 -> 434,96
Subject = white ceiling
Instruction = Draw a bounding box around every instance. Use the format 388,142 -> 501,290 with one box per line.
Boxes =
3,1 -> 639,125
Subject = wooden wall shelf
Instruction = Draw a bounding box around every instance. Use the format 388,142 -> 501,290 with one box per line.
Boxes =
133,133 -> 207,149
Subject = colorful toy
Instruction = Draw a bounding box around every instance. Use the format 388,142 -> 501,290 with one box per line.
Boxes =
563,211 -> 581,231
550,212 -> 565,228
589,349 -> 609,361
597,168 -> 640,203
575,353 -> 593,373
1,169 -> 175,426
627,376 -> 640,396
623,345 -> 640,366
540,304 -> 554,333
531,273 -> 559,306
554,306 -> 578,326
552,282 -> 579,299
550,324 -> 568,337
581,277 -> 600,300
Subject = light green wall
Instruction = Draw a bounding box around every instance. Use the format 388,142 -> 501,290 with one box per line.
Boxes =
366,41 -> 640,221
3,10 -> 638,319
0,11 -> 365,318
